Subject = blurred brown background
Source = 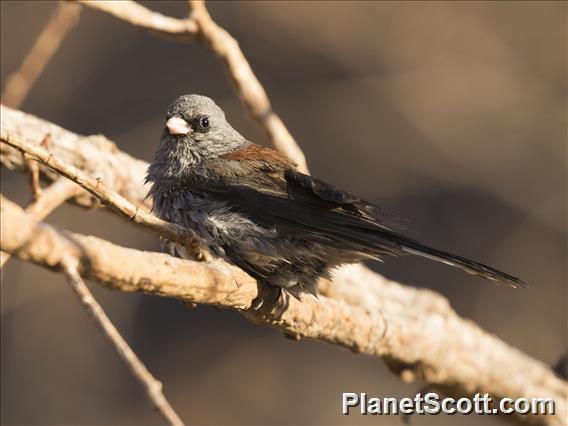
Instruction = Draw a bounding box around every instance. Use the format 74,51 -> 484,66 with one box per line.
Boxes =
1,1 -> 566,425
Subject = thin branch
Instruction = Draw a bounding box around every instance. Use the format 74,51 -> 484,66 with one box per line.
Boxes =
1,2 -> 81,108
0,129 -> 212,261
22,133 -> 54,201
2,196 -> 566,425
77,0 -> 308,173
0,177 -> 81,269
24,154 -> 42,199
76,0 -> 198,38
60,257 -> 184,426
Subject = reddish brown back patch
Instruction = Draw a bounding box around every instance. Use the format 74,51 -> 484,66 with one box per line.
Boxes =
222,143 -> 297,168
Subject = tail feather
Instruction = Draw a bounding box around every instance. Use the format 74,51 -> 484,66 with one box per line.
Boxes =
400,241 -> 527,288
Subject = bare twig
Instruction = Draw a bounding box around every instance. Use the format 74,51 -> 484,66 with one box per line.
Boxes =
76,0 -> 198,38
24,133 -> 53,201
60,257 -> 184,426
0,177 -> 81,269
2,196 -> 566,425
1,2 -> 81,108
24,154 -> 42,199
0,128 -> 212,261
77,0 -> 308,173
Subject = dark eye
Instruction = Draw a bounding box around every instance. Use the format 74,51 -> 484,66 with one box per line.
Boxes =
199,116 -> 210,129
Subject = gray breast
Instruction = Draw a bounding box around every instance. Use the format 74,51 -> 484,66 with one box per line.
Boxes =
155,188 -> 275,248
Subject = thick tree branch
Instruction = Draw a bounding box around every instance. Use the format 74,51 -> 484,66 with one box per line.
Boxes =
77,0 -> 308,173
2,196 -> 566,425
61,258 -> 184,426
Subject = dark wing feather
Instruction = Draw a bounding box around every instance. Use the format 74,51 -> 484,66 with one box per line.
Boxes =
284,169 -> 406,231
191,159 -> 405,253
283,170 -> 527,287
190,151 -> 526,288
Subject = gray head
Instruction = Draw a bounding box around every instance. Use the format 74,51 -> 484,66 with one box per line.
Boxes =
147,94 -> 246,183
164,94 -> 244,150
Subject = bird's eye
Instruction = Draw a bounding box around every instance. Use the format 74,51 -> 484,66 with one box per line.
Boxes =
199,116 -> 210,129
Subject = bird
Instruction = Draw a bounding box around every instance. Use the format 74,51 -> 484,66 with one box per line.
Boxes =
146,94 -> 526,297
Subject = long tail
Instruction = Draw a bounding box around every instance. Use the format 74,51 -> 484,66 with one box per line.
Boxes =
399,240 -> 527,288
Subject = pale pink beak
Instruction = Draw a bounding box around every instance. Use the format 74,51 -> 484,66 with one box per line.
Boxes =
166,116 -> 191,135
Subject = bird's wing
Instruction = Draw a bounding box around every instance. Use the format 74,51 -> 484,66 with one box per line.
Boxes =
189,154 -> 406,254
283,169 -> 527,287
187,149 -> 526,288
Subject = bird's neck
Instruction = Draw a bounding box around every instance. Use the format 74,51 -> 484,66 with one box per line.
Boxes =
145,133 -> 247,194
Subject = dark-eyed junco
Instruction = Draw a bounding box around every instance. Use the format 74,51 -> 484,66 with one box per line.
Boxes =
146,94 -> 526,296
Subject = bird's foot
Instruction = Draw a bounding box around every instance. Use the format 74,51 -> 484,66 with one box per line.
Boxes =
184,238 -> 213,262
250,283 -> 286,314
